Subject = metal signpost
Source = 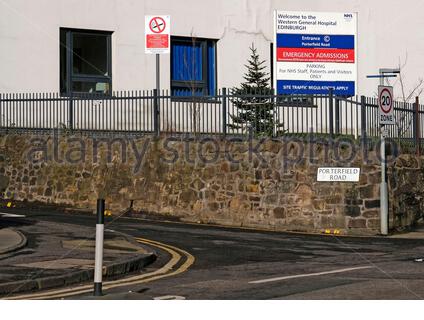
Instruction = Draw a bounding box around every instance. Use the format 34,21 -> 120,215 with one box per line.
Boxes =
274,11 -> 357,95
366,69 -> 398,236
145,15 -> 171,92
377,85 -> 394,235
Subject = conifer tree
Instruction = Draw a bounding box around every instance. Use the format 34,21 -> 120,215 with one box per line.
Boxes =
229,43 -> 276,136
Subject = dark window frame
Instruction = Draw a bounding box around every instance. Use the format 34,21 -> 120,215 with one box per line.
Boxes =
170,36 -> 217,99
60,28 -> 113,96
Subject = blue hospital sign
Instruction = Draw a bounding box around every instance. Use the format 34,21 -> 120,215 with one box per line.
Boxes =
274,11 -> 357,95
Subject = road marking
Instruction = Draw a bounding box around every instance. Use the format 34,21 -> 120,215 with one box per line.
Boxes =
0,212 -> 26,218
5,237 -> 194,300
249,266 -> 374,284
153,295 -> 185,300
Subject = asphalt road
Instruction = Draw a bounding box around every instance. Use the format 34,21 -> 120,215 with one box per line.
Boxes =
5,209 -> 424,299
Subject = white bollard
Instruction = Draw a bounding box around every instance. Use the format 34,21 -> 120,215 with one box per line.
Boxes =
94,199 -> 105,296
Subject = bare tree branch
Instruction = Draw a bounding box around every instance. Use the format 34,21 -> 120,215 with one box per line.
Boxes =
386,53 -> 424,140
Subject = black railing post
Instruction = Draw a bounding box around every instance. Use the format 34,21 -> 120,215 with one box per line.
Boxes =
153,89 -> 160,137
360,95 -> 367,155
222,88 -> 227,137
0,93 -> 2,129
68,92 -> 74,130
328,88 -> 334,138
271,88 -> 276,137
414,96 -> 420,156
335,96 -> 340,135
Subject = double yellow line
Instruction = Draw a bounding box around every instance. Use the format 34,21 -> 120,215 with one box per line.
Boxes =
5,237 -> 194,300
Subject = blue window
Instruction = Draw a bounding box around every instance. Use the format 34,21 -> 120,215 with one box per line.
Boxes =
171,37 -> 217,97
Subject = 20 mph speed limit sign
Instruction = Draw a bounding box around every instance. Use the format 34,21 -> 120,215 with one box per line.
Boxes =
378,85 -> 395,125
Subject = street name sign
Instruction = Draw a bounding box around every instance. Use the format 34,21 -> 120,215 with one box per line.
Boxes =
274,11 -> 357,95
145,15 -> 170,54
317,167 -> 360,182
378,85 -> 395,125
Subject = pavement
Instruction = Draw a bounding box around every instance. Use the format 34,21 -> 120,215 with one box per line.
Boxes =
0,213 -> 156,297
0,228 -> 27,255
389,225 -> 424,239
390,232 -> 424,239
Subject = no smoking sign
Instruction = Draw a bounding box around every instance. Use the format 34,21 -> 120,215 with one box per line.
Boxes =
145,15 -> 170,54
149,17 -> 166,33
378,85 -> 395,125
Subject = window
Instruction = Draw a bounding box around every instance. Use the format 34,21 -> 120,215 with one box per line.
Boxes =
171,37 -> 217,97
60,28 -> 112,95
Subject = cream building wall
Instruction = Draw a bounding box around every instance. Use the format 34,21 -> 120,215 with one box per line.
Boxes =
0,0 -> 423,99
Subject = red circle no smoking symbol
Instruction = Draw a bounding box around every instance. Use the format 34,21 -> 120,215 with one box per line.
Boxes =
149,17 -> 166,34
379,88 -> 393,114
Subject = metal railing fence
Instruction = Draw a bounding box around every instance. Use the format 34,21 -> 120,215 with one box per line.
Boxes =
1,89 -> 423,154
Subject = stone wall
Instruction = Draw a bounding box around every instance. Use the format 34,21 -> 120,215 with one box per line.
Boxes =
0,133 -> 422,235
389,154 -> 424,229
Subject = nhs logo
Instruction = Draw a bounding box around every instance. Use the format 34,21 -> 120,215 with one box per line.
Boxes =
344,13 -> 353,20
